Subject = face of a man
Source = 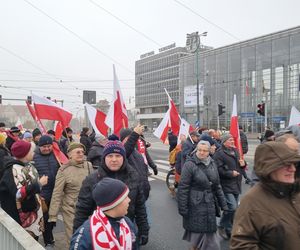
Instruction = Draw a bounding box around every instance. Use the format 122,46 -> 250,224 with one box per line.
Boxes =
34,134 -> 42,142
196,144 -> 210,160
270,163 -> 296,184
68,147 -> 85,163
224,137 -> 235,148
113,196 -> 131,217
192,135 -> 200,143
40,144 -> 53,155
105,153 -> 124,171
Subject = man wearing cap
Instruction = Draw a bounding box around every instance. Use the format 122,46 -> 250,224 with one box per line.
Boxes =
48,142 -> 93,247
73,140 -> 149,247
5,126 -> 21,151
70,178 -> 137,250
87,134 -> 108,166
213,133 -> 246,240
181,131 -> 201,165
0,140 -> 48,238
33,135 -> 60,248
231,141 -> 300,249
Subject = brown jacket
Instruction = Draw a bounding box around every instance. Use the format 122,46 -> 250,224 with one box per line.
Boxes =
49,160 -> 93,245
230,182 -> 300,250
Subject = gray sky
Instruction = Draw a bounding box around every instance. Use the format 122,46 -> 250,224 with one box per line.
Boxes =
1,0 -> 299,116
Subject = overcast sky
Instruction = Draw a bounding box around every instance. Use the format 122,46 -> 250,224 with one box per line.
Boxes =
1,0 -> 299,116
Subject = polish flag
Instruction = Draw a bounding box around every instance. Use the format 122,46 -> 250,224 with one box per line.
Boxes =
105,65 -> 128,136
85,103 -> 108,136
165,89 -> 180,136
245,80 -> 249,96
26,101 -> 47,134
153,109 -> 170,143
288,106 -> 300,126
177,118 -> 191,144
32,94 -> 72,128
15,118 -> 24,131
229,94 -> 243,158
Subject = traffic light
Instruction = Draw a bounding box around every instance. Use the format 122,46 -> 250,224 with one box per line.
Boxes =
27,96 -> 32,105
0,95 -> 2,104
257,103 -> 265,116
218,103 -> 225,116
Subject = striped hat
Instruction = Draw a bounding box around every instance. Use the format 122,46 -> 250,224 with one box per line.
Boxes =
93,178 -> 129,211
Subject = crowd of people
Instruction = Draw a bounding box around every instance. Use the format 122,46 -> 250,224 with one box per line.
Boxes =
1,120 -> 300,250
0,122 -> 158,250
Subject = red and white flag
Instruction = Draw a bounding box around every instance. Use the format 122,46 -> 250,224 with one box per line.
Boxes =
229,94 -> 243,158
153,109 -> 170,143
245,80 -> 249,96
26,101 -> 47,134
15,118 -> 24,131
177,118 -> 191,144
32,94 -> 72,128
165,89 -> 180,136
288,106 -> 300,126
105,65 -> 128,136
85,103 -> 108,136
54,121 -> 64,141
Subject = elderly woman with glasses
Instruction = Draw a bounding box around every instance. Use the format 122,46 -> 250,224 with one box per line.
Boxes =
48,143 -> 94,247
178,140 -> 228,250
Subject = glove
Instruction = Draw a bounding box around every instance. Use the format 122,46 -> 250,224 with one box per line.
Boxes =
153,166 -> 158,175
139,235 -> 149,245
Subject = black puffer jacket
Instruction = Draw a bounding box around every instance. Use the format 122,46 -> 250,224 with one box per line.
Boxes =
178,154 -> 227,233
87,141 -> 105,167
80,133 -> 93,155
0,145 -> 11,176
213,146 -> 243,194
73,159 -> 149,237
33,149 -> 60,202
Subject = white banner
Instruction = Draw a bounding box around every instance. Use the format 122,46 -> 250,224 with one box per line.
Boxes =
184,85 -> 204,107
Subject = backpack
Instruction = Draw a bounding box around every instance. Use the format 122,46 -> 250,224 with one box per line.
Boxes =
169,144 -> 181,165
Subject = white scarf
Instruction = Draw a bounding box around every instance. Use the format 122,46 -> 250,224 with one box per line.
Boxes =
90,207 -> 132,250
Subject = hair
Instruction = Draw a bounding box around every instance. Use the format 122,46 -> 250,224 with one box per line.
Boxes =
197,140 -> 211,149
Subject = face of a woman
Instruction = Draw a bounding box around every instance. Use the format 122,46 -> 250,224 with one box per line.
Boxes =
270,163 -> 296,184
196,144 -> 210,160
68,148 -> 85,163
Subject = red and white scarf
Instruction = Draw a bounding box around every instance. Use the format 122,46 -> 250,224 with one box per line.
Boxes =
137,139 -> 148,164
90,207 -> 132,250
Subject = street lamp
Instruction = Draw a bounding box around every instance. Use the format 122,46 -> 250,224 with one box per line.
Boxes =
186,31 -> 207,125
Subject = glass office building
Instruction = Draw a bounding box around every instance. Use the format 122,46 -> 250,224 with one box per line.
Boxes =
180,26 -> 300,132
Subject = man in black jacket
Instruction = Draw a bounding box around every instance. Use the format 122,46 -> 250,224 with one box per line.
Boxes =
33,135 -> 60,248
87,134 -> 108,166
213,133 -> 246,240
80,127 -> 93,155
73,140 -> 149,246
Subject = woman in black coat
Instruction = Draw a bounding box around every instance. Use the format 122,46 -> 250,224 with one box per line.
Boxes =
177,140 -> 228,250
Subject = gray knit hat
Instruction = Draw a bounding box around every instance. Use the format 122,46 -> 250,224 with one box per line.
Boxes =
221,133 -> 232,144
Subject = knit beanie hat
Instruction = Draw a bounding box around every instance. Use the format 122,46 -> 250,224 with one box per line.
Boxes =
264,129 -> 275,139
11,141 -> 32,159
221,133 -> 232,144
103,140 -> 126,159
0,133 -> 6,144
38,135 -> 53,146
23,131 -> 33,139
10,126 -> 20,133
93,177 -> 129,211
200,134 -> 215,146
67,142 -> 86,153
32,128 -> 42,138
120,128 -> 132,142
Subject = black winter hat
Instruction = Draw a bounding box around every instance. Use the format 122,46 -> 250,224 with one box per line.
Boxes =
47,129 -> 55,136
32,128 -> 42,138
93,177 -> 129,211
200,134 -> 215,146
119,128 -> 132,142
10,126 -> 20,133
264,129 -> 275,139
38,135 -> 53,146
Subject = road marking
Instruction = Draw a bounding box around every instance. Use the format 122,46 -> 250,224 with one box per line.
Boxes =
155,159 -> 170,165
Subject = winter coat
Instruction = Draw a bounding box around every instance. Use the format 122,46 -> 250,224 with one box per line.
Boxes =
0,159 -> 41,225
177,154 -> 227,233
80,133 -> 92,155
0,145 -> 11,177
48,160 -> 93,245
239,130 -> 248,154
70,215 -> 137,250
231,182 -> 300,250
124,131 -> 151,200
213,146 -> 243,194
73,159 -> 149,238
59,136 -> 73,156
87,141 -> 104,167
33,149 -> 60,202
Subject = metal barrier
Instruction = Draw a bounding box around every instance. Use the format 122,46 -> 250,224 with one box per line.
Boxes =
0,208 -> 44,250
